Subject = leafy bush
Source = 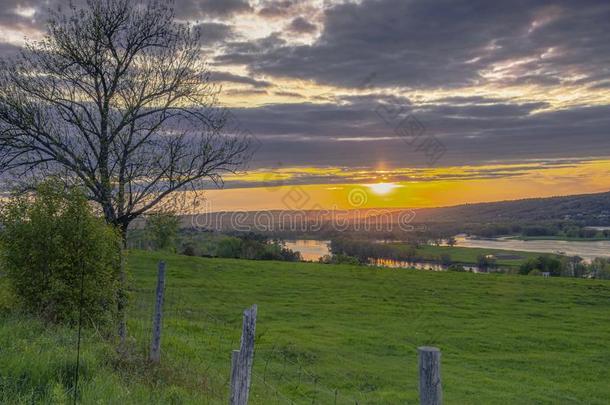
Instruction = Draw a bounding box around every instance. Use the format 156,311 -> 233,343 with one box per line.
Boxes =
216,236 -> 243,258
181,243 -> 197,256
0,182 -> 121,325
519,255 -> 563,276
216,234 -> 302,261
319,254 -> 360,265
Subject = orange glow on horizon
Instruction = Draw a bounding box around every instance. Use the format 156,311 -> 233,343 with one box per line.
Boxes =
189,159 -> 610,213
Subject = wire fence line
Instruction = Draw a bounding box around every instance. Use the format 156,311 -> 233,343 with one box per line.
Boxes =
0,258 -> 420,404
120,254 -> 528,404
125,269 -> 385,405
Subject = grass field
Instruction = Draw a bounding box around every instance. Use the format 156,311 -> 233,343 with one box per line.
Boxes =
392,244 -> 548,268
2,250 -> 610,404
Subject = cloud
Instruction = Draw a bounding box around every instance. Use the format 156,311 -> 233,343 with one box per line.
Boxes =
287,17 -> 317,33
220,0 -> 610,90
224,88 -> 268,97
0,42 -> 22,58
215,95 -> 610,168
210,71 -> 271,88
175,0 -> 252,18
1,0 -> 609,175
216,33 -> 287,66
257,0 -> 295,18
219,159 -> 591,189
195,22 -> 235,45
273,90 -> 305,98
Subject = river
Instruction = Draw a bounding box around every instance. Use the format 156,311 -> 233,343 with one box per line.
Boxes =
284,239 -> 331,262
453,235 -> 610,261
284,236 -> 610,267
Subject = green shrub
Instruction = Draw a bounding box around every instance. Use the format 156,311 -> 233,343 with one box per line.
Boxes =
144,212 -> 180,251
0,182 -> 121,326
319,254 -> 360,265
181,243 -> 197,256
520,255 -> 563,276
216,236 -> 243,258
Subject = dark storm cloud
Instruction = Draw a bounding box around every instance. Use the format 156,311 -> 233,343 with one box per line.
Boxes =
287,17 -> 317,33
2,0 -> 609,172
0,0 -> 250,55
195,22 -> 235,45
215,33 -> 287,66
228,95 -> 552,142
0,0 -> 252,36
221,96 -> 610,168
221,0 -> 610,89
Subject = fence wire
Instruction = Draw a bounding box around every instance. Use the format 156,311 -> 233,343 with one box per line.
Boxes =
125,276 -> 379,405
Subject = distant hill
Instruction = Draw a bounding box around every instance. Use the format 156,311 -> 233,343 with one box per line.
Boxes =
415,190 -> 610,224
131,190 -> 610,231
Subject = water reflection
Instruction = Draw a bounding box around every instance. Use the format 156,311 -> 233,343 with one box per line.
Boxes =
284,239 -> 330,262
368,258 -> 481,272
283,239 -> 483,272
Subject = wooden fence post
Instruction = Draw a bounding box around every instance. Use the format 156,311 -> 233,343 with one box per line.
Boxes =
230,304 -> 258,405
150,261 -> 166,363
418,346 -> 442,405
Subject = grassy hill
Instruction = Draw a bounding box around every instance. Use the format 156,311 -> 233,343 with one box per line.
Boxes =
415,190 -> 610,224
2,251 -> 610,404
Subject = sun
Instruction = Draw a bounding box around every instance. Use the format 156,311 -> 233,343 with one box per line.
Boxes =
366,182 -> 400,195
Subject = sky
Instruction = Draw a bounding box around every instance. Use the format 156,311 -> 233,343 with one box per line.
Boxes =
2,0 -> 610,211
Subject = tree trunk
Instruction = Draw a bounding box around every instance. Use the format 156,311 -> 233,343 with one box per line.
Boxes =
116,221 -> 129,354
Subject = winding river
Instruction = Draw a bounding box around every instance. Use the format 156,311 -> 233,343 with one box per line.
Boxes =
453,235 -> 610,261
284,236 -> 610,265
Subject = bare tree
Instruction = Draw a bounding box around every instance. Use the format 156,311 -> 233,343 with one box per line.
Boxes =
0,0 -> 251,345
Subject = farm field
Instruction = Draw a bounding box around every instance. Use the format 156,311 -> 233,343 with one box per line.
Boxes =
1,250 -> 610,404
394,244 -> 549,268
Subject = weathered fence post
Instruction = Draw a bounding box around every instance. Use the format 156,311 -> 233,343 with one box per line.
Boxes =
418,346 -> 442,405
150,261 -> 166,363
230,304 -> 258,405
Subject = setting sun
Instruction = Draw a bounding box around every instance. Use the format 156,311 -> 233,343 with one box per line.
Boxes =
366,182 -> 400,195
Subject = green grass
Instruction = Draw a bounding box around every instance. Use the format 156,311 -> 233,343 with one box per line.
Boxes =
392,244 -> 549,267
2,250 -> 610,404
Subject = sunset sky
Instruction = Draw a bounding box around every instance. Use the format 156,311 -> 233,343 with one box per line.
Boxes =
2,0 -> 610,211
